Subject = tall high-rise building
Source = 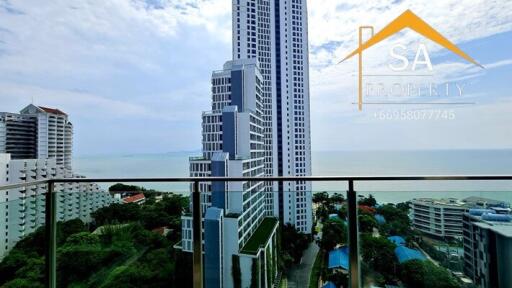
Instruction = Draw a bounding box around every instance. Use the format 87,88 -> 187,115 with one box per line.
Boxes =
181,59 -> 279,288
180,1 -> 313,286
0,104 -> 73,170
233,0 -> 312,233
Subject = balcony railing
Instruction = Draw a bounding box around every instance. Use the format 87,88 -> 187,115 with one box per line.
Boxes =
0,175 -> 511,288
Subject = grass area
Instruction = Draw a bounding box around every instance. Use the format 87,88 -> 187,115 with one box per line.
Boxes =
240,217 -> 278,255
309,250 -> 325,288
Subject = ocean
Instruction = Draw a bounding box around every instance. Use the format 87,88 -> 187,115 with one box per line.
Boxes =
74,150 -> 512,204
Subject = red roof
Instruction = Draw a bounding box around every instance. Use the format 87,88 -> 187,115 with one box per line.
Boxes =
359,205 -> 376,215
151,226 -> 170,235
123,193 -> 145,203
38,106 -> 67,116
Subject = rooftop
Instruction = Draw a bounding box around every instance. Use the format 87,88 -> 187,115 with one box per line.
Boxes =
388,236 -> 405,246
412,197 -> 466,208
328,246 -> 349,270
463,196 -> 510,208
394,246 -> 426,263
413,196 -> 510,209
375,214 -> 386,224
123,193 -> 145,204
470,216 -> 512,238
240,217 -> 278,255
38,106 -> 67,116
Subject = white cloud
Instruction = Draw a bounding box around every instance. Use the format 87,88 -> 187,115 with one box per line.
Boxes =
0,0 -> 511,153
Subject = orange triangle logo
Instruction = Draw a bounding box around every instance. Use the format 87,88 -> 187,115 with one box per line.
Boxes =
341,9 -> 483,68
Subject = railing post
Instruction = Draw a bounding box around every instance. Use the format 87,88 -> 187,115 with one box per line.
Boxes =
347,180 -> 360,288
192,181 -> 203,288
45,181 -> 57,288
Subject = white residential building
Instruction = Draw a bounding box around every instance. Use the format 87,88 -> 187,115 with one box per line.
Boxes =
411,197 -> 511,239
0,153 -> 116,258
1,104 -> 73,170
411,198 -> 469,238
233,0 -> 312,233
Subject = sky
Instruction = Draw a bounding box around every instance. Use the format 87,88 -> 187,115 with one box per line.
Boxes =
0,0 -> 511,155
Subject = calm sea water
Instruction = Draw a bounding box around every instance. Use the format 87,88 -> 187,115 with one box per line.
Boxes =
74,150 -> 512,204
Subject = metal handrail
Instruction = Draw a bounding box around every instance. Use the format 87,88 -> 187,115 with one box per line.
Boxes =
44,175 -> 512,182
1,175 -> 511,288
2,174 -> 512,188
2,175 -> 512,191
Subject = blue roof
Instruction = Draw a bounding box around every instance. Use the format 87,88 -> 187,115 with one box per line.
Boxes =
481,213 -> 512,222
328,246 -> 349,270
322,281 -> 336,288
388,236 -> 406,246
469,208 -> 495,216
394,246 -> 426,263
375,214 -> 386,224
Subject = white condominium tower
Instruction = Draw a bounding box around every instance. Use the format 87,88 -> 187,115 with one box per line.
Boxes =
181,59 -> 279,288
233,0 -> 312,233
0,104 -> 73,170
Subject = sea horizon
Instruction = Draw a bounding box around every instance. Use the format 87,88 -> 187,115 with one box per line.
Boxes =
74,149 -> 512,204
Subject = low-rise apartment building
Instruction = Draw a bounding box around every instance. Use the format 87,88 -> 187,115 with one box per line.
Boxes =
411,197 -> 510,239
411,198 -> 468,238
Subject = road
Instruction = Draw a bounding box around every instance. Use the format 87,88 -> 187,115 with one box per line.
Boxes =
286,242 -> 320,288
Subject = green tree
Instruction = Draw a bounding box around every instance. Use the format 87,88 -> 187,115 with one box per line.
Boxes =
159,194 -> 188,216
330,193 -> 345,204
337,205 -> 347,220
361,234 -> 397,278
109,183 -> 145,192
400,260 -> 460,288
0,190 -> 192,288
313,192 -> 329,204
377,204 -> 412,237
396,202 -> 410,212
320,218 -> 347,251
358,195 -> 377,207
316,205 -> 329,222
359,214 -> 378,233
281,224 -> 309,264
91,203 -> 141,226
59,219 -> 87,244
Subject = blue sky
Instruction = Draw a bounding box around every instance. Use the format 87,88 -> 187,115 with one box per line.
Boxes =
0,0 -> 511,155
